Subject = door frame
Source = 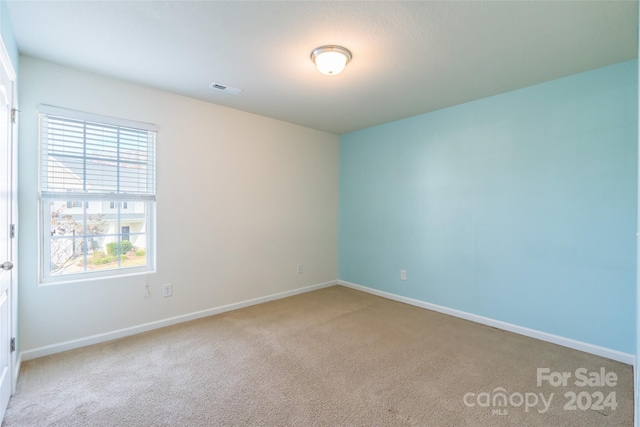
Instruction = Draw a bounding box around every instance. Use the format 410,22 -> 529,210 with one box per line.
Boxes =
0,34 -> 18,394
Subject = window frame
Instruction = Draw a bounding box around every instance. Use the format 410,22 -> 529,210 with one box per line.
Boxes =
38,105 -> 158,284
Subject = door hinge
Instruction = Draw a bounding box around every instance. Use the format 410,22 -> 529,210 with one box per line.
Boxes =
10,338 -> 15,352
10,108 -> 19,124
10,224 -> 14,239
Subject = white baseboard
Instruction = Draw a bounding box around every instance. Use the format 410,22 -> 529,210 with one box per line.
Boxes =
338,280 -> 634,365
20,280 -> 337,361
635,358 -> 638,427
19,278 -> 634,366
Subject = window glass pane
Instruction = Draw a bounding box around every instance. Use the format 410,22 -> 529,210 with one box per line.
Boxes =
118,201 -> 148,269
49,235 -> 89,275
119,233 -> 147,269
48,199 -> 150,276
49,200 -> 108,276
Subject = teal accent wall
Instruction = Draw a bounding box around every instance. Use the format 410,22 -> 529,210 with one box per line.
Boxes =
339,60 -> 638,354
0,0 -> 17,69
636,3 -> 640,421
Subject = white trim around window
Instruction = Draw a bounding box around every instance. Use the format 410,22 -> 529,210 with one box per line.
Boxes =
38,105 -> 157,283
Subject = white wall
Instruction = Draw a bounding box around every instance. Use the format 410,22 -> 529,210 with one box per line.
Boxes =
18,56 -> 339,354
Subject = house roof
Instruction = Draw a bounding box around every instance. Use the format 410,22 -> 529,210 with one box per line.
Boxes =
6,1 -> 638,135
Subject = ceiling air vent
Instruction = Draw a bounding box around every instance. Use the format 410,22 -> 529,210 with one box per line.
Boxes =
209,82 -> 242,95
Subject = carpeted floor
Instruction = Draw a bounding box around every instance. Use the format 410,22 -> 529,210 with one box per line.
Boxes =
2,286 -> 633,426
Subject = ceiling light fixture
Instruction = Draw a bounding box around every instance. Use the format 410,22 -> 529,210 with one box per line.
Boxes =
311,45 -> 352,76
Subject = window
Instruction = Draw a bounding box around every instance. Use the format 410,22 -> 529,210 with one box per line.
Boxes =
121,226 -> 130,241
39,105 -> 157,282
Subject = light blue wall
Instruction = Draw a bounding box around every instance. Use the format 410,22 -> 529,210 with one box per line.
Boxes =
636,4 -> 639,422
340,60 -> 638,354
0,0 -> 17,70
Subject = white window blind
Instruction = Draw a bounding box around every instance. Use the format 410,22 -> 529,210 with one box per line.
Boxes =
39,105 -> 157,201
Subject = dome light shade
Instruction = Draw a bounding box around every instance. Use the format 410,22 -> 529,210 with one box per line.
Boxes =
311,45 -> 352,76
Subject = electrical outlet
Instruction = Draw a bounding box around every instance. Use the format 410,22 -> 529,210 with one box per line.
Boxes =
297,264 -> 303,274
163,283 -> 172,298
400,270 -> 407,281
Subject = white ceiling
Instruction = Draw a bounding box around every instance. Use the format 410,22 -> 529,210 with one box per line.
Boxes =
6,1 -> 639,135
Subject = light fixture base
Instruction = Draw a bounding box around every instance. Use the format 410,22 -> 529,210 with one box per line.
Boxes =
311,45 -> 352,76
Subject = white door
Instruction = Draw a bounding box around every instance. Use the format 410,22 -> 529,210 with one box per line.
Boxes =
0,39 -> 14,422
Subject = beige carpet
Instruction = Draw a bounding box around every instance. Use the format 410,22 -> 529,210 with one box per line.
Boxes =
2,286 -> 633,426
